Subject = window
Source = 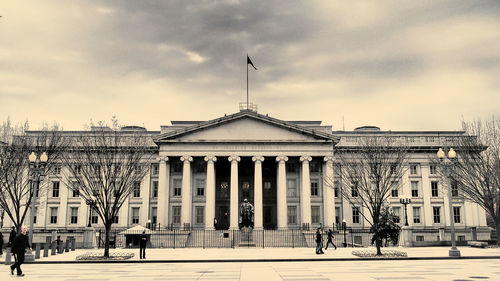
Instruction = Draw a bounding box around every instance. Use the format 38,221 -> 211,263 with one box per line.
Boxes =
391,188 -> 398,197
195,206 -> 204,224
352,207 -> 360,224
151,163 -> 159,176
287,179 -> 297,197
152,181 -> 158,198
91,209 -> 98,224
72,188 -> 80,198
430,165 -> 437,175
74,164 -> 82,175
112,215 -> 118,224
310,180 -> 319,196
431,181 -> 439,197
334,181 -> 339,198
193,161 -> 206,173
173,179 -> 182,196
451,181 -> 459,197
53,165 -> 61,175
335,207 -> 340,225
310,161 -> 320,173
70,207 -> 78,224
286,163 -> 297,173
151,207 -> 157,224
196,179 -> 205,196
392,207 -> 401,224
410,164 -> 418,175
133,181 -> 141,197
131,207 -> 139,224
433,207 -> 441,224
411,181 -> 419,197
264,182 -> 271,190
172,206 -> 181,224
351,183 -> 359,197
52,181 -> 60,197
416,236 -> 424,242
413,207 -> 421,224
172,162 -> 182,173
391,181 -> 399,197
453,206 -> 461,223
33,207 -> 37,224
50,207 -> 58,224
287,206 -> 297,224
311,206 -> 320,224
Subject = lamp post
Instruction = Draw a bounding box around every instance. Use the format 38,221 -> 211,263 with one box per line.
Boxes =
437,147 -> 461,257
399,198 -> 412,226
28,151 -> 48,259
342,219 -> 347,247
86,199 -> 96,227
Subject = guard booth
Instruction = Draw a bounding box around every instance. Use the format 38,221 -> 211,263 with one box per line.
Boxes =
119,225 -> 154,248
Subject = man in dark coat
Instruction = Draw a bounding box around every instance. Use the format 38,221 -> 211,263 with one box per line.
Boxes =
10,225 -> 31,276
315,228 -> 324,254
325,229 -> 337,250
8,226 -> 16,247
0,231 -> 3,255
139,231 -> 148,259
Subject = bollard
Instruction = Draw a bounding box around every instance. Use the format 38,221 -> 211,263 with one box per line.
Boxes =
71,238 -> 76,251
43,243 -> 49,257
35,243 -> 41,259
65,240 -> 70,252
58,241 -> 63,254
4,248 -> 11,265
51,242 -> 56,255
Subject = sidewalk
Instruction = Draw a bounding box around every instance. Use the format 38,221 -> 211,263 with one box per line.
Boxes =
20,246 -> 500,263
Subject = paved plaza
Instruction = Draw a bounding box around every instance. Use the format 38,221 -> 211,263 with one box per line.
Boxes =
2,246 -> 500,280
2,258 -> 500,280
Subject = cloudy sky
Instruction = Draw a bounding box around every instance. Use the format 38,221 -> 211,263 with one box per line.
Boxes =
1,0 -> 500,131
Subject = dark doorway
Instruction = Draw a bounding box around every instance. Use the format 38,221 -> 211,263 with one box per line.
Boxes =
215,158 -> 230,230
262,156 -> 277,229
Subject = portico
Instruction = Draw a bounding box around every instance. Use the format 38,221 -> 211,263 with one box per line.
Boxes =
153,110 -> 339,230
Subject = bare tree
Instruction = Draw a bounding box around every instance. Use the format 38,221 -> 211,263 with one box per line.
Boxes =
333,136 -> 409,255
61,121 -> 155,257
0,121 -> 65,231
450,116 -> 500,244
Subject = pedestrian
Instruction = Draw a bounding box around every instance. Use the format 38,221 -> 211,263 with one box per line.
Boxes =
10,225 -> 31,277
139,231 -> 148,259
8,226 -> 16,247
55,235 -> 62,253
0,231 -> 3,255
325,229 -> 337,250
315,228 -> 324,254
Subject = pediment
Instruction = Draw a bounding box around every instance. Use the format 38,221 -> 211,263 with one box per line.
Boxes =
154,111 -> 336,143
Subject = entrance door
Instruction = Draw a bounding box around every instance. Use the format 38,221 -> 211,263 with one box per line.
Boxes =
217,206 -> 229,230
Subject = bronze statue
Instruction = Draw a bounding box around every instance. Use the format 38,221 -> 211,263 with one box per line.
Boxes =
239,198 -> 254,229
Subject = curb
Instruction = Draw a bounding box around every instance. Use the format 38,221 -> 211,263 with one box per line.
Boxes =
14,256 -> 500,264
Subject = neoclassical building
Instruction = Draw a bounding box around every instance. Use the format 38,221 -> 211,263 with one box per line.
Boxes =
2,109 -> 490,242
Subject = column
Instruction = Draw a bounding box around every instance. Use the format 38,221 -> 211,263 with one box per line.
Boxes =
300,156 -> 312,228
139,167 -> 151,225
276,156 -> 288,229
421,164 -> 433,227
180,156 -> 193,229
229,156 -> 240,229
323,156 -> 335,228
204,156 -> 217,229
157,156 -> 169,228
59,179 -> 69,227
252,156 -> 264,229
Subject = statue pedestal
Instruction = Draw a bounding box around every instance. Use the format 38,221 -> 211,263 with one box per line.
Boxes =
238,227 -> 256,247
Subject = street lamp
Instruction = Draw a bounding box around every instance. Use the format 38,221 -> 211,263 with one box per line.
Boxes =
28,152 -> 48,254
342,219 -> 347,247
86,199 -> 96,227
399,198 -> 412,226
437,147 -> 461,257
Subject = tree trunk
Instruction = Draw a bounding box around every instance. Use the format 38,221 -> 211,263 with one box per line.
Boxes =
104,223 -> 111,257
375,238 -> 382,255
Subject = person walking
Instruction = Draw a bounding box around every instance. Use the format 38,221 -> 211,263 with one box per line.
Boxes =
8,226 -> 16,247
0,231 -> 3,255
139,231 -> 148,259
10,225 -> 31,277
325,229 -> 337,250
315,228 -> 324,254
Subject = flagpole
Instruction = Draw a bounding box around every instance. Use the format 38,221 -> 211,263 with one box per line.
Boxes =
246,54 -> 249,110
